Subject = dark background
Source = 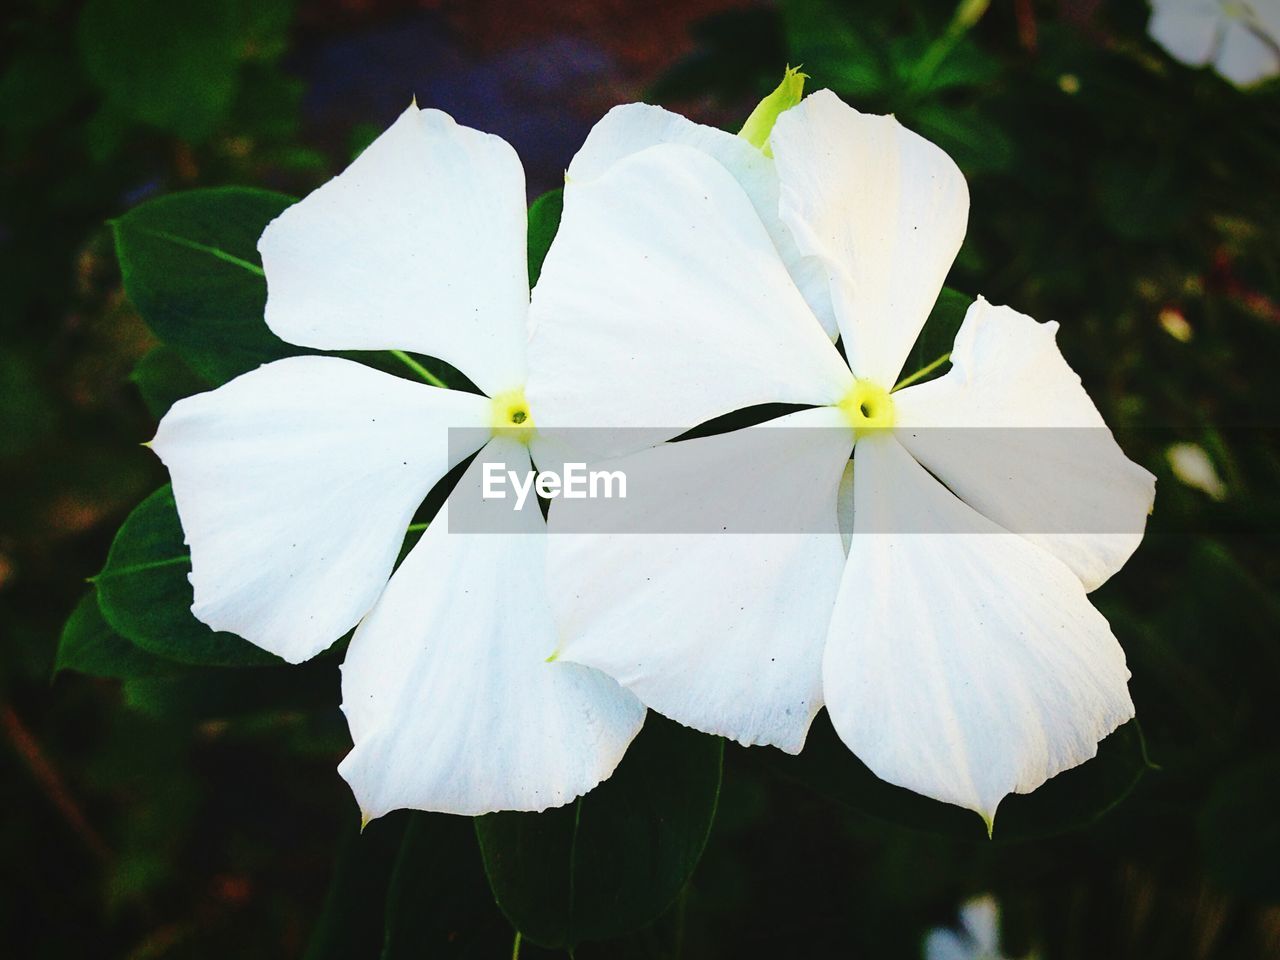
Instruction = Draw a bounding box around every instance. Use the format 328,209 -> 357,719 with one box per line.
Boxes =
3,1 -> 1279,957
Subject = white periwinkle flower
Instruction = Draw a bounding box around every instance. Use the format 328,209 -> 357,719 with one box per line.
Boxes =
528,90 -> 1156,827
151,105 -> 645,820
1148,0 -> 1280,87
925,896 -> 1029,960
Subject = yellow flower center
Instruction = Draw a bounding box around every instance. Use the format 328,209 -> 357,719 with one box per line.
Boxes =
489,388 -> 535,443
836,380 -> 895,436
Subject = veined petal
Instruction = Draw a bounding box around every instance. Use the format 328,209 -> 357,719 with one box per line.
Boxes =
259,106 -> 529,396
1148,1 -> 1221,66
825,435 -> 1134,824
567,103 -> 837,337
151,356 -> 491,663
339,440 -> 646,818
544,406 -> 851,754
770,90 -> 969,385
1216,17 -> 1280,85
893,298 -> 1156,591
527,142 -> 852,460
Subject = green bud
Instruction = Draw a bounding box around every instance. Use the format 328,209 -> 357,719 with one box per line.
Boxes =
738,66 -> 807,157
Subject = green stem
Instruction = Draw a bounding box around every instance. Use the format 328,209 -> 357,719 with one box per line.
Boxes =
406,522 -> 429,533
893,352 -> 950,391
511,931 -> 522,960
390,350 -> 447,388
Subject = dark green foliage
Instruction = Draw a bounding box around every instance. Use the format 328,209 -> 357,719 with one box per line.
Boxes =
94,486 -> 278,667
54,591 -> 180,679
477,715 -> 723,949
111,188 -> 301,385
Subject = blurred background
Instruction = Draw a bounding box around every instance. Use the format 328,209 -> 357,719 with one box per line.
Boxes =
3,0 -> 1279,957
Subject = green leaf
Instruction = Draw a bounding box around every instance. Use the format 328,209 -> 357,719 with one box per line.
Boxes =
129,345 -> 212,419
77,0 -> 243,142
304,812 -> 410,960
382,814 -> 511,958
476,715 -> 723,949
94,485 -> 278,667
55,591 -> 181,679
764,712 -> 1151,842
896,286 -> 973,389
112,187 -> 300,385
527,188 -> 564,288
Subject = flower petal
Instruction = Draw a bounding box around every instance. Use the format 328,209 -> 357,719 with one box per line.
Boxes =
824,435 -> 1135,824
893,298 -> 1156,591
527,142 -> 852,459
259,106 -> 529,395
544,407 -> 851,753
1216,17 -> 1280,86
1148,1 -> 1220,67
770,90 -> 969,385
567,103 -> 837,337
339,440 -> 646,818
151,356 -> 490,663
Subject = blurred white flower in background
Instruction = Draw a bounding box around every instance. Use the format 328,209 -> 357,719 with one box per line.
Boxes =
1148,0 -> 1280,87
1167,442 -> 1229,500
925,896 -> 1031,960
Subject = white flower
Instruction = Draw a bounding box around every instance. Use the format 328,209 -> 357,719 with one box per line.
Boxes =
1148,0 -> 1280,87
151,105 -> 645,820
925,896 -> 1028,960
529,90 -> 1156,826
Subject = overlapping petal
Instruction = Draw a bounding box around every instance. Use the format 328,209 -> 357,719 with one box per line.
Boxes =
527,142 -> 852,459
770,90 -> 969,385
824,435 -> 1135,822
151,356 -> 492,663
545,407 -> 851,753
258,106 -> 529,395
339,441 -> 647,818
566,103 -> 836,337
893,298 -> 1156,591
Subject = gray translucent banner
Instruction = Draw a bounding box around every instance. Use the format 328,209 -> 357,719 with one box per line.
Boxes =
445,426 -> 1156,535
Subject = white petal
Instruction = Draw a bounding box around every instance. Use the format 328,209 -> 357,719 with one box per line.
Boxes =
1148,2 -> 1221,66
544,406 -> 852,753
338,440 -> 646,818
1216,18 -> 1280,85
259,106 -> 529,396
151,357 -> 490,663
527,142 -> 852,460
893,298 -> 1155,591
568,103 -> 837,337
824,435 -> 1135,823
770,90 -> 970,386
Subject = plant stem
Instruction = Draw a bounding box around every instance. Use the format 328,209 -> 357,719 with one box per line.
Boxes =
893,352 -> 951,391
390,350 -> 447,388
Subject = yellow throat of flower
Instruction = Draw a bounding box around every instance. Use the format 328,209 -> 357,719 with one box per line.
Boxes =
489,388 -> 535,443
837,380 -> 895,436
